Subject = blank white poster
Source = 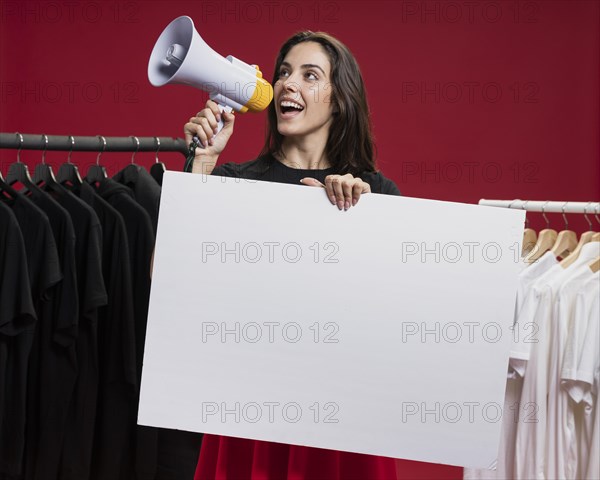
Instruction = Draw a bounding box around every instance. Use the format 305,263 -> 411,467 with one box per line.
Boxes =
138,171 -> 525,469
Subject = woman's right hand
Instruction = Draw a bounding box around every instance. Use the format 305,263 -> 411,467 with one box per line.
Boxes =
184,99 -> 236,174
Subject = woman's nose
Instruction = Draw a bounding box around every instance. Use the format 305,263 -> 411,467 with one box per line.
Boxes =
282,76 -> 299,93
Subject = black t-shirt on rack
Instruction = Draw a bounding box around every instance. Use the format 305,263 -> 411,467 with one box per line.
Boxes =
28,188 -> 79,344
71,181 -> 137,480
95,178 -> 153,384
36,184 -> 106,480
93,177 -> 164,480
113,166 -> 161,235
9,194 -> 62,304
94,178 -> 160,480
17,188 -> 80,480
0,202 -> 37,335
0,201 -> 37,479
4,194 -> 62,479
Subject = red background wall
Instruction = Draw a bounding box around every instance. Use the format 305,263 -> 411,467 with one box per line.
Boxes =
1,1 -> 599,478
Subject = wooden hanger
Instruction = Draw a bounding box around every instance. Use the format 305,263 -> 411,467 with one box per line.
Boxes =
549,204 -> 578,259
589,256 -> 600,273
525,202 -> 557,263
521,202 -> 537,256
560,203 -> 598,268
523,229 -> 537,256
56,135 -> 83,187
150,136 -> 166,186
550,232 -> 577,259
560,232 -> 596,268
593,207 -> 600,242
85,136 -> 108,186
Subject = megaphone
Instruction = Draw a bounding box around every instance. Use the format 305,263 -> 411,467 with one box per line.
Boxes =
148,16 -> 273,137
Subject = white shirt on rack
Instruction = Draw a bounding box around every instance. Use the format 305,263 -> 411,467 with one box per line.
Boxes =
545,265 -> 597,479
514,242 -> 599,480
561,272 -> 599,480
510,251 -> 558,377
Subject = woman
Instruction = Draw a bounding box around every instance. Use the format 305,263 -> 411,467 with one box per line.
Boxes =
185,31 -> 400,480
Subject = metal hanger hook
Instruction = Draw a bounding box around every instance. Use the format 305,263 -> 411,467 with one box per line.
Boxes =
561,202 -> 569,230
67,135 -> 75,164
154,136 -> 161,164
97,135 -> 106,165
541,201 -> 550,229
583,202 -> 593,231
15,132 -> 24,163
41,134 -> 48,164
130,136 -> 140,164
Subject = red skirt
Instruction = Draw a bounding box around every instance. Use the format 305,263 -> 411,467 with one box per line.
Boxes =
195,435 -> 398,480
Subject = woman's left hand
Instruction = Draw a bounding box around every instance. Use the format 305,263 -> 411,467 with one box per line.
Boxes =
300,174 -> 371,210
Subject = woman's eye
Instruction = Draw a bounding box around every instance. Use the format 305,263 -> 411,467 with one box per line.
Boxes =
306,72 -> 318,80
279,70 -> 289,78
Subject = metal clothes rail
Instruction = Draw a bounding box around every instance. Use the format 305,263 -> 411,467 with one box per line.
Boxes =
0,132 -> 188,157
478,199 -> 600,215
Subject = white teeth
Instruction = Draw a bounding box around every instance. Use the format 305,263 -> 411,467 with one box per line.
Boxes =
280,100 -> 303,110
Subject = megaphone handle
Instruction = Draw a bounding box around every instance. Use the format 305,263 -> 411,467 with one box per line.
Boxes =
186,104 -> 234,172
192,104 -> 233,148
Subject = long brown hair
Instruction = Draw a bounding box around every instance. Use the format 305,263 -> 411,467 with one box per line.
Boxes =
260,31 -> 377,175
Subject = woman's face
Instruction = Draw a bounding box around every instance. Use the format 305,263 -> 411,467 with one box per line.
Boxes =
274,41 -> 334,140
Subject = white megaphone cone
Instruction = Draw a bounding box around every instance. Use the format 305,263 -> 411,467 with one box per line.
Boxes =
148,16 -> 273,136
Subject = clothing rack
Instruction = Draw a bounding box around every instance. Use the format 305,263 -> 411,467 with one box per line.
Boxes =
478,199 -> 600,215
0,132 -> 188,157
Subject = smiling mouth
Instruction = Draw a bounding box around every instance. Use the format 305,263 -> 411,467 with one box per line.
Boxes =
279,100 -> 304,116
